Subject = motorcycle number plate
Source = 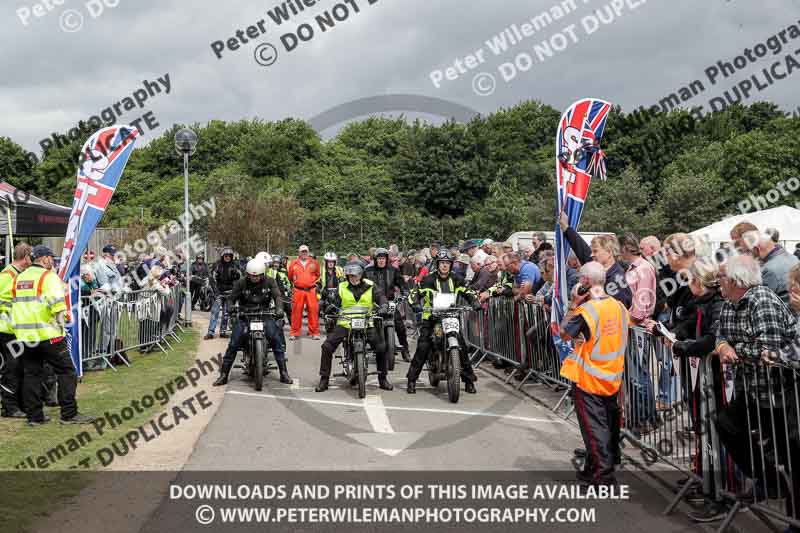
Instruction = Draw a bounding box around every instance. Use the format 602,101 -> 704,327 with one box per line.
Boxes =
250,322 -> 264,331
442,317 -> 460,333
389,302 -> 397,311
351,318 -> 366,329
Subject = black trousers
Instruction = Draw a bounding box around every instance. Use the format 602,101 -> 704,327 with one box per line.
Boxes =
190,281 -> 202,308
574,386 -> 620,485
22,339 -> 78,422
392,306 -> 409,353
0,332 -> 23,414
319,326 -> 386,378
717,392 -> 800,517
406,320 -> 475,383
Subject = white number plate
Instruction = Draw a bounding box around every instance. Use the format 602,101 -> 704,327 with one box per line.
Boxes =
351,318 -> 366,329
389,302 -> 397,312
442,317 -> 460,333
250,322 -> 264,331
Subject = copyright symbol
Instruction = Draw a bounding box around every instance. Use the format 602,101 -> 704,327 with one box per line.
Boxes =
59,9 -> 84,33
254,43 -> 278,67
472,72 -> 496,97
195,504 -> 215,525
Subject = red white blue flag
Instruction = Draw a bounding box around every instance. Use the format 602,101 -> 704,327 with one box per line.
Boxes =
551,99 -> 611,361
58,125 -> 140,374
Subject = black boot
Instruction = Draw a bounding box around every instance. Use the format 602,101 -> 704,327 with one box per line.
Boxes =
278,361 -> 293,384
315,376 -> 329,392
378,374 -> 393,391
407,380 -> 416,394
212,362 -> 232,386
401,348 -> 410,362
465,381 -> 477,394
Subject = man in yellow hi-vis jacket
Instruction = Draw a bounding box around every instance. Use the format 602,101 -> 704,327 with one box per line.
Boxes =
559,261 -> 629,486
12,246 -> 93,426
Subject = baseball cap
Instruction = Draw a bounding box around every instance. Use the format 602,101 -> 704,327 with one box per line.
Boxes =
102,244 -> 117,255
298,245 -> 309,252
32,245 -> 54,260
457,254 -> 470,264
482,238 -> 494,246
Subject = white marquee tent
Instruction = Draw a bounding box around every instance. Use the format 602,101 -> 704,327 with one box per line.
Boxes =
690,205 -> 800,250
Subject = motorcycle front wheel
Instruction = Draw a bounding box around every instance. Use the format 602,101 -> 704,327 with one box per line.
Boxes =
253,338 -> 265,391
447,347 -> 461,404
385,325 -> 396,371
353,339 -> 367,399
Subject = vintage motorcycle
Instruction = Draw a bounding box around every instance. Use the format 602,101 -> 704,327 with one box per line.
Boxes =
234,308 -> 277,391
424,293 -> 470,404
326,308 -> 382,399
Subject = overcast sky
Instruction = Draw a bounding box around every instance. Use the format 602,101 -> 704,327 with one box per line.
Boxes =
3,0 -> 797,154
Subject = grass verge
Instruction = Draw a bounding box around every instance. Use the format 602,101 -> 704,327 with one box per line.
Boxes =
0,328 -> 199,533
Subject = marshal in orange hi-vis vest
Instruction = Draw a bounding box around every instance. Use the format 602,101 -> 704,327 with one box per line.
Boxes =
560,297 -> 629,396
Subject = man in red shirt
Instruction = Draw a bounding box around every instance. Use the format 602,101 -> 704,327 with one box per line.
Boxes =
287,245 -> 321,340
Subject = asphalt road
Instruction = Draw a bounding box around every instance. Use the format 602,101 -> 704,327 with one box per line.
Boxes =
146,320 -> 702,532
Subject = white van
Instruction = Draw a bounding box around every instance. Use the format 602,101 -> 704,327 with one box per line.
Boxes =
505,230 -> 615,251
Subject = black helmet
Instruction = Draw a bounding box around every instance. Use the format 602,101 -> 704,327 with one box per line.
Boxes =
272,254 -> 282,264
435,249 -> 455,264
374,247 -> 389,258
343,261 -> 364,277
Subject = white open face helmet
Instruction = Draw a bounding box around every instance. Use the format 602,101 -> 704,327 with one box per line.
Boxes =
255,251 -> 272,265
324,252 -> 337,262
246,259 -> 266,276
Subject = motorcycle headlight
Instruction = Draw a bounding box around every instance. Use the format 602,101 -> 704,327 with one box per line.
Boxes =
433,324 -> 443,338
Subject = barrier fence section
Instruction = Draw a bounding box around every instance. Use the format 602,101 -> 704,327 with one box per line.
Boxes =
81,285 -> 185,371
463,297 -> 800,532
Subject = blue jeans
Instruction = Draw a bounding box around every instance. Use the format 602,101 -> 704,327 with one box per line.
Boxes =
208,295 -> 231,336
629,332 -> 656,426
656,350 -> 677,404
222,318 -> 286,370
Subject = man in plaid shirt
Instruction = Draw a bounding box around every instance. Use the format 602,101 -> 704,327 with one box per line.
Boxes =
712,254 -> 800,521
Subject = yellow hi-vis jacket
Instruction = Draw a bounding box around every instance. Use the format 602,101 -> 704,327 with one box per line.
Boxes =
337,279 -> 374,329
0,264 -> 22,335
560,297 -> 629,396
11,265 -> 67,342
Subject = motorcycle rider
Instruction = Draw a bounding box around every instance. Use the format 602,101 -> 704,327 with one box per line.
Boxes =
213,259 -> 291,386
190,254 -> 209,310
315,262 -> 393,393
205,247 -> 241,340
317,252 -> 344,334
406,249 -> 481,394
365,247 -> 411,361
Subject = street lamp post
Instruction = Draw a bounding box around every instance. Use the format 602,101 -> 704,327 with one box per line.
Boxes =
175,128 -> 198,326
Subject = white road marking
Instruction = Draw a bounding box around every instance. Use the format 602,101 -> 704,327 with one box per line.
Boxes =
364,394 -> 393,433
225,390 -> 566,424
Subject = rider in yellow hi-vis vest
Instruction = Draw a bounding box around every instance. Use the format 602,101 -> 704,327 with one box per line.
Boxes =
11,246 -> 93,426
0,243 -> 32,419
559,261 -> 630,486
315,261 -> 392,393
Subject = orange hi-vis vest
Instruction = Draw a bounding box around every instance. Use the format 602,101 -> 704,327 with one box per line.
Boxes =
560,296 -> 629,396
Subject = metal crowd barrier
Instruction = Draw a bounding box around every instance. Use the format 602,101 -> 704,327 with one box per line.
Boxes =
81,286 -> 185,371
463,300 -> 800,531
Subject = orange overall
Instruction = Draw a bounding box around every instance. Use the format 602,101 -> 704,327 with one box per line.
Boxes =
287,258 -> 320,336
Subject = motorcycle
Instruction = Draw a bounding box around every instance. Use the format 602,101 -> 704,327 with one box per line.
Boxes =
321,287 -> 339,334
234,308 -> 277,391
193,276 -> 214,312
326,308 -> 381,399
424,293 -> 470,403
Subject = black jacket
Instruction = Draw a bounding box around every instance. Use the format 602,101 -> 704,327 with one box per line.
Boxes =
227,276 -> 282,312
564,227 -> 633,309
191,261 -> 209,278
412,272 -> 477,307
211,260 -> 241,293
364,265 -> 407,301
672,286 -> 724,357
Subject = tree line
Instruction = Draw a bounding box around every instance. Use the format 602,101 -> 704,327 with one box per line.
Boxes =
0,100 -> 797,255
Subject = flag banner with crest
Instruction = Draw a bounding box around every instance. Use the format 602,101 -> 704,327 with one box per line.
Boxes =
551,98 -> 611,362
58,125 -> 140,375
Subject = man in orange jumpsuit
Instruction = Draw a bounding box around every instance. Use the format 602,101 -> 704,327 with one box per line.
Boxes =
288,244 -> 321,340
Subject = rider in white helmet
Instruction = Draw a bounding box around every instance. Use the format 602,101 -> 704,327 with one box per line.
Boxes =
213,258 -> 291,386
255,251 -> 272,267
317,252 -> 345,334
